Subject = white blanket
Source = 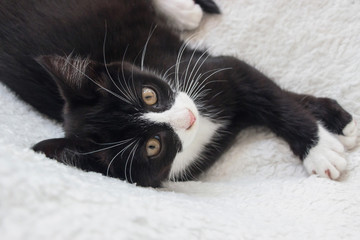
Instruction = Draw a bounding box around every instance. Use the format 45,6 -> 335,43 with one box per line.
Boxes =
1,0 -> 359,239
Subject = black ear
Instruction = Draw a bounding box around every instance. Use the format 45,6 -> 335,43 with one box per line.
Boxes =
36,55 -> 105,102
33,138 -> 108,175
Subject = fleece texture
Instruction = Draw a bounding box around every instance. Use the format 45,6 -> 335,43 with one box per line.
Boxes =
1,0 -> 359,239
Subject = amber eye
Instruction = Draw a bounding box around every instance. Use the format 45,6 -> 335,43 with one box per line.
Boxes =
142,87 -> 157,106
146,137 -> 161,157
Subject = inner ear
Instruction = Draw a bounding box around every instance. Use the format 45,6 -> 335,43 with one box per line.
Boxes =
36,55 -> 107,102
33,138 -> 72,159
32,138 -> 108,175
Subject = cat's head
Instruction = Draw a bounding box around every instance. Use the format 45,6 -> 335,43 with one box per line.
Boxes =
33,55 -> 201,187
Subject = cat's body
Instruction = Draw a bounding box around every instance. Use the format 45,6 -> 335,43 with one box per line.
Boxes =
0,0 -> 357,187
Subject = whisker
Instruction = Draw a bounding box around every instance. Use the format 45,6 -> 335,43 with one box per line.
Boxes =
190,68 -> 231,99
94,138 -> 134,146
71,138 -> 134,155
128,140 -> 140,184
192,79 -> 227,101
119,44 -> 140,106
62,59 -> 132,104
184,48 -> 212,94
141,25 -> 157,71
118,44 -> 137,103
106,150 -> 125,178
162,60 -> 187,80
103,22 -> 136,105
116,70 -> 137,106
174,33 -> 199,91
182,43 -> 202,92
189,47 -> 214,82
174,42 -> 187,91
121,44 -> 129,83
122,139 -> 138,182
106,139 -> 137,177
187,67 -> 226,97
161,60 -> 188,91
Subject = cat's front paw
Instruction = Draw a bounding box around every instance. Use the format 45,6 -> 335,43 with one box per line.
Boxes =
303,125 -> 346,180
153,0 -> 203,30
336,118 -> 358,150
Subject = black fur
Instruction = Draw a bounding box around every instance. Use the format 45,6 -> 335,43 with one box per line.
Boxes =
0,0 -> 352,187
195,0 -> 221,14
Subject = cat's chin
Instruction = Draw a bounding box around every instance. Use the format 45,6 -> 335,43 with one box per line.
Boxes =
175,119 -> 199,149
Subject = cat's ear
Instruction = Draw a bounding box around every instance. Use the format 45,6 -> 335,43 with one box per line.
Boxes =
32,138 -> 108,175
36,55 -> 105,101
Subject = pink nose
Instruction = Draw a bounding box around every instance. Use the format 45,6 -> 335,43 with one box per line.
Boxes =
187,109 -> 196,130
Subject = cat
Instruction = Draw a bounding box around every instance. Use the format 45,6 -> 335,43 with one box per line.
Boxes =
0,0 -> 357,187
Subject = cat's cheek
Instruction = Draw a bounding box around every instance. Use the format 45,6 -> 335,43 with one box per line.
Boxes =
175,125 -> 199,148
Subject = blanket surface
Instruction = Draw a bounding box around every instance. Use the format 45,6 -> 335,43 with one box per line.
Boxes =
1,0 -> 359,239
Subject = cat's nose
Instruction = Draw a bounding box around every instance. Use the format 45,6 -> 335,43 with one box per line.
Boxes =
168,108 -> 196,130
187,109 -> 196,130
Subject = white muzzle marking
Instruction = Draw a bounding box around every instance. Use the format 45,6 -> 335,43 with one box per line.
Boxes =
143,92 -> 199,148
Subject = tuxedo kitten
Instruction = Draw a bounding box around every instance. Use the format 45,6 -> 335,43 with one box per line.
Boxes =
0,0 -> 357,187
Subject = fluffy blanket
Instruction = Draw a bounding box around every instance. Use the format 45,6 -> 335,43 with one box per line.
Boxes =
1,0 -> 359,239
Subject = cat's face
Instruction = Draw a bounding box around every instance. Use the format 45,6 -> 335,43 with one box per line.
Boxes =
34,55 -> 202,187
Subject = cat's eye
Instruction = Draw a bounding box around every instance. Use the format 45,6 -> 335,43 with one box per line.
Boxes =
142,87 -> 157,106
146,136 -> 161,157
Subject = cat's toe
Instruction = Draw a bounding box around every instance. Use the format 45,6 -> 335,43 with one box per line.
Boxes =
303,125 -> 346,180
172,1 -> 203,30
304,147 -> 346,180
336,118 -> 358,150
153,0 -> 203,31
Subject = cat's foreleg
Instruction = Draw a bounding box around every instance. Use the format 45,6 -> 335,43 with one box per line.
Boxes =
200,55 -> 352,179
229,65 -> 348,179
243,92 -> 347,179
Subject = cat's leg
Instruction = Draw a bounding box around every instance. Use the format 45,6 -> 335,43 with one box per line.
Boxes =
152,0 -> 217,31
197,55 -> 352,179
222,59 -> 349,179
286,92 -> 357,150
243,95 -> 348,180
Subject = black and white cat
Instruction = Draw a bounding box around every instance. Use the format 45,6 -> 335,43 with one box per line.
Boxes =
0,0 -> 357,187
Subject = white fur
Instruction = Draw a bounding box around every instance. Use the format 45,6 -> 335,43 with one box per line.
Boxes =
169,115 -> 221,180
152,0 -> 203,30
303,124 -> 346,180
336,118 -> 358,150
2,1 -> 360,239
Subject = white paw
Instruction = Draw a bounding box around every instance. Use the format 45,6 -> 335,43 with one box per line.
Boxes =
153,0 -> 203,30
304,125 -> 346,180
336,118 -> 358,150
